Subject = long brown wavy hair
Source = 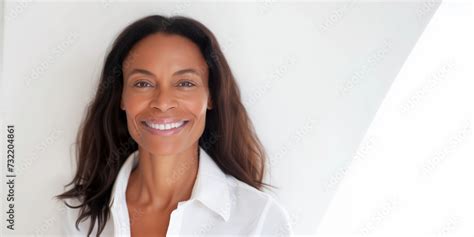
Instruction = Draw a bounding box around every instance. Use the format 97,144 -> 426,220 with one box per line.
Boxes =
56,15 -> 270,236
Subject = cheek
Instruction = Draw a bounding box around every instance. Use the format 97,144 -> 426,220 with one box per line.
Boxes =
183,93 -> 208,121
183,96 -> 208,143
122,88 -> 151,113
122,92 -> 149,138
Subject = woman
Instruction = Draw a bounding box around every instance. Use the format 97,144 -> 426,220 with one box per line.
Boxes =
57,15 -> 292,236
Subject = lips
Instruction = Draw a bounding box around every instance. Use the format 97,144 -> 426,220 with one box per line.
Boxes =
140,118 -> 190,136
143,120 -> 187,131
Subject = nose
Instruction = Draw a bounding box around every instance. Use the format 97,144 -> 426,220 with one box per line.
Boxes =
149,88 -> 178,112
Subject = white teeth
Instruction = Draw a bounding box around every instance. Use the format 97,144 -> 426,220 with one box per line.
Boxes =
146,120 -> 186,131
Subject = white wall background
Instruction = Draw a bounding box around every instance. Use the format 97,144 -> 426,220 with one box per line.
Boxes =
0,1 -> 438,235
317,1 -> 474,236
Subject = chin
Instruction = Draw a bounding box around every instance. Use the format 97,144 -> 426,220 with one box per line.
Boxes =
140,141 -> 187,157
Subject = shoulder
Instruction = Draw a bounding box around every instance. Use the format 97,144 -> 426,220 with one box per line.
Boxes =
225,176 -> 293,235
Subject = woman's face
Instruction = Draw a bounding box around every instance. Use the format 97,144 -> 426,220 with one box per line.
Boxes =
121,33 -> 211,156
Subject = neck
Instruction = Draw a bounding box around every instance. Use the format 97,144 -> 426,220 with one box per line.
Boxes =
127,144 -> 199,210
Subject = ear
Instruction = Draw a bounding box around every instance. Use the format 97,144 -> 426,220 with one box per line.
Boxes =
120,99 -> 125,110
207,97 -> 213,110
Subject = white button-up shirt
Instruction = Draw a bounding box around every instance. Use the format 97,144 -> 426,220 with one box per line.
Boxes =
63,146 -> 293,236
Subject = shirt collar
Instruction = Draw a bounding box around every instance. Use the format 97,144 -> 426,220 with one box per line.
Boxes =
109,146 -> 231,222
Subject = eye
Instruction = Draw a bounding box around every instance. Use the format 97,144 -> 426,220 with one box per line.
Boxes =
177,81 -> 195,88
134,81 -> 153,88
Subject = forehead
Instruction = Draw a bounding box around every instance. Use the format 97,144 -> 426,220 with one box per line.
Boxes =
123,33 -> 208,75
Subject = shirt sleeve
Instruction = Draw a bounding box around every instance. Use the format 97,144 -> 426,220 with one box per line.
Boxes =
254,197 -> 294,236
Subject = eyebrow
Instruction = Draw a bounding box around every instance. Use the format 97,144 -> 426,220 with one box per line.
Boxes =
173,68 -> 202,77
127,68 -> 155,77
126,68 -> 202,78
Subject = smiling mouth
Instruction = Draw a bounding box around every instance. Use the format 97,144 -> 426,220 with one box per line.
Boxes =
141,120 -> 189,131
